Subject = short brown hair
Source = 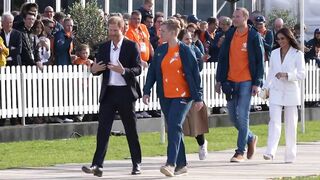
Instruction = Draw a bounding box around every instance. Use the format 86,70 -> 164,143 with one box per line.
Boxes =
76,44 -> 90,53
131,10 -> 141,17
144,0 -> 153,5
108,16 -> 124,28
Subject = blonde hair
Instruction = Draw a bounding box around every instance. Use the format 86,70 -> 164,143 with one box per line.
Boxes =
236,7 -> 249,20
161,19 -> 181,35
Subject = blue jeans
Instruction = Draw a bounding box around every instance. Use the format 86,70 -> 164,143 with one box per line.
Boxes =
227,81 -> 255,155
160,97 -> 193,167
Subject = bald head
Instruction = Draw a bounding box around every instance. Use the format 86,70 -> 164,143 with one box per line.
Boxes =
44,6 -> 54,20
274,18 -> 283,32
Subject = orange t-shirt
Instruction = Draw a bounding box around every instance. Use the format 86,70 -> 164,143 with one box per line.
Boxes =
125,24 -> 151,62
73,57 -> 93,67
227,28 -> 252,82
161,45 -> 191,98
199,31 -> 206,44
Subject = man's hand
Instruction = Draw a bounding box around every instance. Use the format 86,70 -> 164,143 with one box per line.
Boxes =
91,59 -> 106,74
252,85 -> 259,96
107,60 -> 125,74
141,60 -> 149,69
215,82 -> 222,94
142,95 -> 150,105
193,101 -> 204,111
36,62 -> 43,71
202,54 -> 211,62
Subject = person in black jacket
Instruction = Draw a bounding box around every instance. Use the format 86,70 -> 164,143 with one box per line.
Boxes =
137,0 -> 153,25
16,12 -> 40,68
81,16 -> 142,177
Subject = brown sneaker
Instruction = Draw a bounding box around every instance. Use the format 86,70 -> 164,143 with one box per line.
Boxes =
230,153 -> 245,162
247,135 -> 258,159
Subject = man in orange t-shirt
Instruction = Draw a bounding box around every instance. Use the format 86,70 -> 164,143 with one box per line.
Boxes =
125,10 -> 154,68
215,7 -> 264,163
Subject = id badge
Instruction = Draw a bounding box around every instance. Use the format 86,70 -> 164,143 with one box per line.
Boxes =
140,42 -> 147,53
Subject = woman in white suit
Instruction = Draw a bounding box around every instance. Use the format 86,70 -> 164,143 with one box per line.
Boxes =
263,27 -> 305,163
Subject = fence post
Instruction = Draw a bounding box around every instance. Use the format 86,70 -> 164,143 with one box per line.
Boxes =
21,67 -> 26,126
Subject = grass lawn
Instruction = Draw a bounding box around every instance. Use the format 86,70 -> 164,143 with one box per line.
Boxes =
0,121 -> 319,169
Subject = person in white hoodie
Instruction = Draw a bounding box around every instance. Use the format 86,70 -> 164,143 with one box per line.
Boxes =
262,27 -> 305,163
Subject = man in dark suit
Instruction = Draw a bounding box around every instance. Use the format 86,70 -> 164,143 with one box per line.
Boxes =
82,16 -> 142,177
0,12 -> 22,126
0,12 -> 22,66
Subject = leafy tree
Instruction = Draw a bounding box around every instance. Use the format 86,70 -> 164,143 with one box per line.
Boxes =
267,9 -> 297,30
69,0 -> 108,56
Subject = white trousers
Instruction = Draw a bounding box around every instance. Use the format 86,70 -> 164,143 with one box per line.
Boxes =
265,104 -> 298,162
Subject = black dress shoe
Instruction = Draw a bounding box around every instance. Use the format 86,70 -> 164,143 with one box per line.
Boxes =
82,165 -> 103,177
131,164 -> 141,175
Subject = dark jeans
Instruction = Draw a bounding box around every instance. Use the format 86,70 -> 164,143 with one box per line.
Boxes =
160,97 -> 192,167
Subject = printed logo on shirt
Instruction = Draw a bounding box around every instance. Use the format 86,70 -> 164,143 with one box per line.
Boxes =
169,52 -> 180,64
241,42 -> 247,52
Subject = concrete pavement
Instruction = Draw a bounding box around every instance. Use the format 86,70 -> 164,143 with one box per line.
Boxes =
0,142 -> 320,180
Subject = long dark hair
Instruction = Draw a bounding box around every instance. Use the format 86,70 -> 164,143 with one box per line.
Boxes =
276,27 -> 301,50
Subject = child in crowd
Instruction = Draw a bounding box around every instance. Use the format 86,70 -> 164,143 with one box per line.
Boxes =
72,44 -> 93,122
0,36 -> 9,67
73,44 -> 93,67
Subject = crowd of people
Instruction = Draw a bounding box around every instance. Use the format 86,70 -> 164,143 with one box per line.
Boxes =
0,0 -> 317,177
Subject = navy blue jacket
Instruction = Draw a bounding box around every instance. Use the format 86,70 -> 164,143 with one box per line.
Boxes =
261,29 -> 273,61
143,41 -> 203,102
54,30 -> 73,65
216,26 -> 264,87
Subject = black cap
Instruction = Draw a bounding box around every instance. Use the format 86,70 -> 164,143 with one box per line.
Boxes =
187,14 -> 200,24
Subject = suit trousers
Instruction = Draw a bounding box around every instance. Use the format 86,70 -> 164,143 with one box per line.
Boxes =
265,104 -> 298,163
92,86 -> 141,168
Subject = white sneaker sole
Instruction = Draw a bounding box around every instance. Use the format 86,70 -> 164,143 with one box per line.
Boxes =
160,167 -> 174,177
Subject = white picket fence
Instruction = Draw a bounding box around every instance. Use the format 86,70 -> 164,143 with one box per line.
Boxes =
0,61 -> 319,119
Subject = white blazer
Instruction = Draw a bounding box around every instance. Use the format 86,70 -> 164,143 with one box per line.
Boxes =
264,46 -> 305,106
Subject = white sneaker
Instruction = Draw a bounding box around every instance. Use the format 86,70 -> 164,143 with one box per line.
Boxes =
199,140 -> 208,160
174,166 -> 188,176
263,154 -> 273,160
160,165 -> 175,177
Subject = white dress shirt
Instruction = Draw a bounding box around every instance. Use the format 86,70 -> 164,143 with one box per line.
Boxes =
108,36 -> 127,86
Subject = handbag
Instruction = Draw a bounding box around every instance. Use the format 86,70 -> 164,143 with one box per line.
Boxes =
258,88 -> 269,100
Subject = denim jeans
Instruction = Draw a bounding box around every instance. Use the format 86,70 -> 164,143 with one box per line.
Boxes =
227,81 -> 255,154
160,97 -> 193,167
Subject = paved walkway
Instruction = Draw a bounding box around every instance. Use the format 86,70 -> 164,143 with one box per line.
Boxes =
1,142 -> 320,180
